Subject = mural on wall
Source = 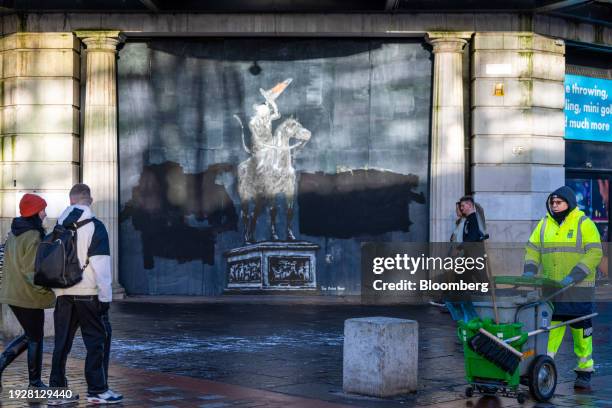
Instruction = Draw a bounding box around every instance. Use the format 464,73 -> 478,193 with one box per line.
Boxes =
118,38 -> 432,296
228,79 -> 319,290
235,78 -> 312,243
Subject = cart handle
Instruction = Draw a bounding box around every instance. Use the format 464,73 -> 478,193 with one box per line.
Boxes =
504,312 -> 598,344
513,281 -> 576,323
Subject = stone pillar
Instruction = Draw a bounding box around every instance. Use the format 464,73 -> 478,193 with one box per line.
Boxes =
471,34 -> 565,239
426,32 -> 472,242
471,33 -> 565,275
0,32 -> 80,337
0,33 -> 81,236
75,31 -> 125,298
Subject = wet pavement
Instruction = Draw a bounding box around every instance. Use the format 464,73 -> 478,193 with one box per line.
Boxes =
1,299 -> 611,407
47,300 -> 612,407
0,352 -> 353,407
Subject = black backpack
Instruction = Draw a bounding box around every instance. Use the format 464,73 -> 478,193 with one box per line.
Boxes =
34,219 -> 93,288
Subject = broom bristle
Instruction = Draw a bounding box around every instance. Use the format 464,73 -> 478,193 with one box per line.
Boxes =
469,333 -> 521,374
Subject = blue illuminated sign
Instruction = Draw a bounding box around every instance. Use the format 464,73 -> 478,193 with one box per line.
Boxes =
565,74 -> 612,142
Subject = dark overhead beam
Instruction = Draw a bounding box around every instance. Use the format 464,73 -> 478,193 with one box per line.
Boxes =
534,0 -> 591,12
549,11 -> 612,27
138,0 -> 160,13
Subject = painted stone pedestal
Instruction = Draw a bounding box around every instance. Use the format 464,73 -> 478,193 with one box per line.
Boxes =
225,241 -> 319,290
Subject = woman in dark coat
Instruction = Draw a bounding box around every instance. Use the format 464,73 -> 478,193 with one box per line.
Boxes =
0,194 -> 55,388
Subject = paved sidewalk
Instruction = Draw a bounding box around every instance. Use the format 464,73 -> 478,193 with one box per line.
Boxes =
1,301 -> 611,407
0,353 -> 353,407
2,352 -> 612,408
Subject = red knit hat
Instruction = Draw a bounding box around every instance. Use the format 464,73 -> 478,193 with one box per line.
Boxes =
19,194 -> 47,217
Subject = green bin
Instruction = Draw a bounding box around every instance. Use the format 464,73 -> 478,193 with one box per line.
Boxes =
457,318 -> 528,389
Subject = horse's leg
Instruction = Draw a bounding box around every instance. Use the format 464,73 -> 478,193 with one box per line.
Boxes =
241,200 -> 251,244
248,195 -> 264,243
285,192 -> 296,241
269,197 -> 279,241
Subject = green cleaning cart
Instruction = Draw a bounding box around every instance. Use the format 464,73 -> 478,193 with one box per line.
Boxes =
458,276 -> 596,404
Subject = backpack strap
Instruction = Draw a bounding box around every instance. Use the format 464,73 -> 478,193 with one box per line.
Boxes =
75,218 -> 94,229
72,218 -> 94,271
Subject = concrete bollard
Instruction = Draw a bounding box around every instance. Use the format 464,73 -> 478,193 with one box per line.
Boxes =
343,316 -> 418,397
1,304 -> 55,339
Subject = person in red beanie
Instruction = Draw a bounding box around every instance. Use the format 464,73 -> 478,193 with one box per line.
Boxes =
0,193 -> 55,389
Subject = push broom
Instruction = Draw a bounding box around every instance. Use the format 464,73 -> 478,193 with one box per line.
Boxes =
466,239 -> 523,373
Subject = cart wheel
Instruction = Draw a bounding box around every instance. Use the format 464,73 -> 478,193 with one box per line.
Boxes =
517,392 -> 527,404
528,355 -> 557,402
465,386 -> 474,398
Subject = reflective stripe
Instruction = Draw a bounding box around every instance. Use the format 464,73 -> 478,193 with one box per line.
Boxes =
540,218 -> 547,245
525,260 -> 538,266
575,262 -> 591,275
547,351 -> 556,358
579,356 -> 592,363
541,247 -> 585,254
585,242 -> 603,251
576,216 -> 587,249
526,242 -> 539,251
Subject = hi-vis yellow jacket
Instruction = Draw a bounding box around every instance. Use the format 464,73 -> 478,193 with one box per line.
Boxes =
524,207 -> 602,315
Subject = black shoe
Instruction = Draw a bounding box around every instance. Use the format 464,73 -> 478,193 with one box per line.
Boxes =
0,334 -> 28,385
574,371 -> 592,390
27,340 -> 47,388
47,394 -> 79,405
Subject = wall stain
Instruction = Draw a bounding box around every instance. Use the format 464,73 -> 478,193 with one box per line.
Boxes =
121,161 -> 238,269
298,169 -> 425,238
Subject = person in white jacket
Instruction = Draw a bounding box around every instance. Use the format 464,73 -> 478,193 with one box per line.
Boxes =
48,184 -> 123,405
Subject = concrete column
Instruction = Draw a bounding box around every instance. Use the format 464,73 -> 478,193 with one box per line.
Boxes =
426,32 -> 472,242
75,30 -> 125,299
471,33 -> 565,242
471,33 -> 565,276
0,33 -> 81,236
0,32 -> 80,337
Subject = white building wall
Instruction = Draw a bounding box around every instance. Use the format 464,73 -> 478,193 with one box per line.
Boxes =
0,33 -> 80,237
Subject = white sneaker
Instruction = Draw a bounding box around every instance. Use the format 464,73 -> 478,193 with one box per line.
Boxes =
106,389 -> 123,399
86,389 -> 124,404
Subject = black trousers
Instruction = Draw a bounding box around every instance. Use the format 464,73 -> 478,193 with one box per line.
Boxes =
49,295 -> 111,394
9,305 -> 44,342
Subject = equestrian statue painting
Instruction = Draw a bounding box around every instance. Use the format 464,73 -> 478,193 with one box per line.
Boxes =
234,79 -> 312,244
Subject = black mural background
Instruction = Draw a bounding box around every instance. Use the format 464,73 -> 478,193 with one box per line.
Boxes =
118,38 -> 432,296
298,170 -> 425,238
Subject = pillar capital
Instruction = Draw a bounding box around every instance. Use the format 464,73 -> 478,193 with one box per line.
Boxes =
74,30 -> 125,52
426,32 -> 472,53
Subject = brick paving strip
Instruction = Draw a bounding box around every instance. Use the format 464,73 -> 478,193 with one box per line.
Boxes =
0,353 -> 355,408
2,352 -> 612,408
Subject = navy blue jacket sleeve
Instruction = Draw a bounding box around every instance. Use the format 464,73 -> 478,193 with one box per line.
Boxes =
88,219 -> 110,257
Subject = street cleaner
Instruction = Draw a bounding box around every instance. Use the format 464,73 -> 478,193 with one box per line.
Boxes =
522,186 -> 602,390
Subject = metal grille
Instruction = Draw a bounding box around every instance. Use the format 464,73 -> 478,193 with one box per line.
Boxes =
566,64 -> 612,80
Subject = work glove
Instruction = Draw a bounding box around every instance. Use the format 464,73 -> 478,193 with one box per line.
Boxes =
560,275 -> 574,287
